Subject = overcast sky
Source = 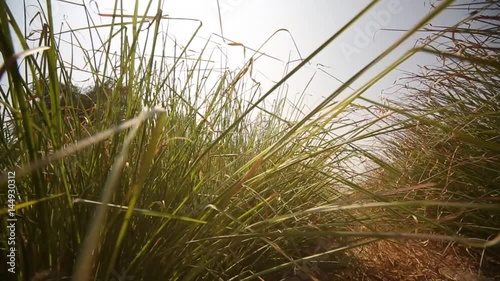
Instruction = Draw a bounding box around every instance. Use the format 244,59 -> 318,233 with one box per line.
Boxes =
5,0 -> 472,111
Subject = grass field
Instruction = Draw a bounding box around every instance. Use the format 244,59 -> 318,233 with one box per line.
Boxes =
0,0 -> 499,280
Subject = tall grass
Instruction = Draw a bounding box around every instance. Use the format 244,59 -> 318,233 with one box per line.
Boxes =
0,0 -> 499,280
367,1 -> 500,240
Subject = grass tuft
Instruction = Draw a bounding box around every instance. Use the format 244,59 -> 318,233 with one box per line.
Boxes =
0,0 -> 499,280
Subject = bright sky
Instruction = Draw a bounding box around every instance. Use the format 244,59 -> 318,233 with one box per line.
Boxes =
5,0 -> 472,111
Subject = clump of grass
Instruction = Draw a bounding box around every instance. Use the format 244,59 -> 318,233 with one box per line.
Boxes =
0,0 -> 499,281
373,1 -> 500,238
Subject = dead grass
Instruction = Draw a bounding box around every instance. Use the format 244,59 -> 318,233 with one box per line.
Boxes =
338,240 -> 500,281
